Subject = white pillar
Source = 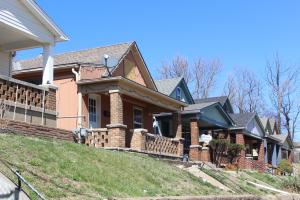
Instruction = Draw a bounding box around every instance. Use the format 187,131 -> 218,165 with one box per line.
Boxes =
42,45 -> 54,85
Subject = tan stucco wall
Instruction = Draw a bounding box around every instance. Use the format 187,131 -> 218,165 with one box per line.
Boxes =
55,77 -> 78,130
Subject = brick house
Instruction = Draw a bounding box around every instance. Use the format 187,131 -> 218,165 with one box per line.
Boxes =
229,113 -> 266,171
155,78 -> 235,162
0,0 -> 72,138
13,41 -> 187,157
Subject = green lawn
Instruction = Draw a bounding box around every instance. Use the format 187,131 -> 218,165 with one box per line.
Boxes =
0,134 -> 219,199
244,171 -> 283,189
201,169 -> 275,195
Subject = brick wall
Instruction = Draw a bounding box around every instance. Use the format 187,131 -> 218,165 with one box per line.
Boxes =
110,91 -> 123,124
0,119 -> 73,141
236,133 -> 245,169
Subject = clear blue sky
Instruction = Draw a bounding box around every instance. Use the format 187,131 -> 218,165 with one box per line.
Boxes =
20,0 -> 300,84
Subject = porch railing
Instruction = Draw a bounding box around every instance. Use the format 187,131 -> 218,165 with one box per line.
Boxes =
85,128 -> 110,148
0,75 -> 56,112
145,133 -> 182,156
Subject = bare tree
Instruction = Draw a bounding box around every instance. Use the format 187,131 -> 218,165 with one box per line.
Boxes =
159,55 -> 191,84
224,68 -> 264,114
223,74 -> 236,105
265,53 -> 299,137
193,58 -> 222,99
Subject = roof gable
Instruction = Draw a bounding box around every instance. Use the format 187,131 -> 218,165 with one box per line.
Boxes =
155,77 -> 194,104
185,102 -> 235,127
21,0 -> 68,41
111,42 -> 156,90
194,96 -> 233,113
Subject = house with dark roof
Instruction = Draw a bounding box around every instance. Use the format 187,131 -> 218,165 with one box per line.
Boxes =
260,117 -> 282,167
194,96 -> 234,114
272,133 -> 293,164
228,112 -> 266,171
154,83 -> 235,162
13,41 -> 187,157
155,77 -> 194,104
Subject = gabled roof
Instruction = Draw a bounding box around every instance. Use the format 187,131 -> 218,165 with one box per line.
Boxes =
155,77 -> 182,95
229,112 -> 256,128
194,96 -> 228,106
155,76 -> 194,103
272,134 -> 288,144
21,0 -> 68,41
184,102 -> 216,111
260,117 -> 269,129
14,42 -> 132,71
183,102 -> 235,126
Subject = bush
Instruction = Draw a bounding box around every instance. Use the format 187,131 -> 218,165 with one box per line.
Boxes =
278,159 -> 293,175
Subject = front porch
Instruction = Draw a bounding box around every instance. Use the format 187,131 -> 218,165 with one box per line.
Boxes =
236,133 -> 265,171
78,76 -> 186,157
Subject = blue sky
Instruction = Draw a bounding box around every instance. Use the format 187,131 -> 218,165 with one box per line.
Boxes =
20,0 -> 300,85
19,0 -> 300,139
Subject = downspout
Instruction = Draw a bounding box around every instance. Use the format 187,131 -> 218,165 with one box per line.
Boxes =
72,67 -> 82,128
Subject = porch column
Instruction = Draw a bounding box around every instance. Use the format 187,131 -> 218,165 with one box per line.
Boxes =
272,144 -> 277,167
236,133 -> 245,169
106,90 -> 127,148
172,111 -> 182,138
258,140 -> 265,172
288,150 -> 293,163
42,45 -> 54,85
264,140 -> 268,163
189,118 -> 200,161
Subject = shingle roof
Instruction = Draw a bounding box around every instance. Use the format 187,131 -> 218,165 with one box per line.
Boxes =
272,134 -> 288,144
155,77 -> 183,96
260,117 -> 269,129
194,96 -> 228,106
184,102 -> 216,111
229,112 -> 256,128
13,42 -> 133,71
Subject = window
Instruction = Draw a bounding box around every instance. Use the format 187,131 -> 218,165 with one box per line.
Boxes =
88,98 -> 97,123
133,107 -> 143,129
176,87 -> 181,101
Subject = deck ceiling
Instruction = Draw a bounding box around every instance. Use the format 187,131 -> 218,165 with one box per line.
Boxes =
0,23 -> 41,51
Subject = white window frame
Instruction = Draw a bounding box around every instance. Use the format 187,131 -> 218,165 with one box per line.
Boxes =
88,94 -> 101,129
133,107 -> 143,129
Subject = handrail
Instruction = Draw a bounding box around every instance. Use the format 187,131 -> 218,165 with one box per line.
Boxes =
0,158 -> 46,200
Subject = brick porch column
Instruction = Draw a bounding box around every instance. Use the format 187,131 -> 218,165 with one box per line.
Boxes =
106,90 -> 127,148
236,133 -> 245,169
258,140 -> 265,172
172,112 -> 182,138
189,118 -> 200,161
288,150 -> 293,163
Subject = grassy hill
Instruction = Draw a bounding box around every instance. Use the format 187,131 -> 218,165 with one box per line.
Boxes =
0,134 -> 220,199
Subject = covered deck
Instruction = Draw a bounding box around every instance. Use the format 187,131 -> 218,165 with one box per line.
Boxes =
78,76 -> 187,157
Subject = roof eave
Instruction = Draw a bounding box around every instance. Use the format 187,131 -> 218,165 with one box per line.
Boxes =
21,0 -> 69,42
77,76 -> 187,107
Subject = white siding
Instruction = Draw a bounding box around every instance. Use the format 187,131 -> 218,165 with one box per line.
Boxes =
0,51 -> 10,76
246,118 -> 264,137
0,0 -> 54,43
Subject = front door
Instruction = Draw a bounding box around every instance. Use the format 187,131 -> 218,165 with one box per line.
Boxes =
88,95 -> 100,129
